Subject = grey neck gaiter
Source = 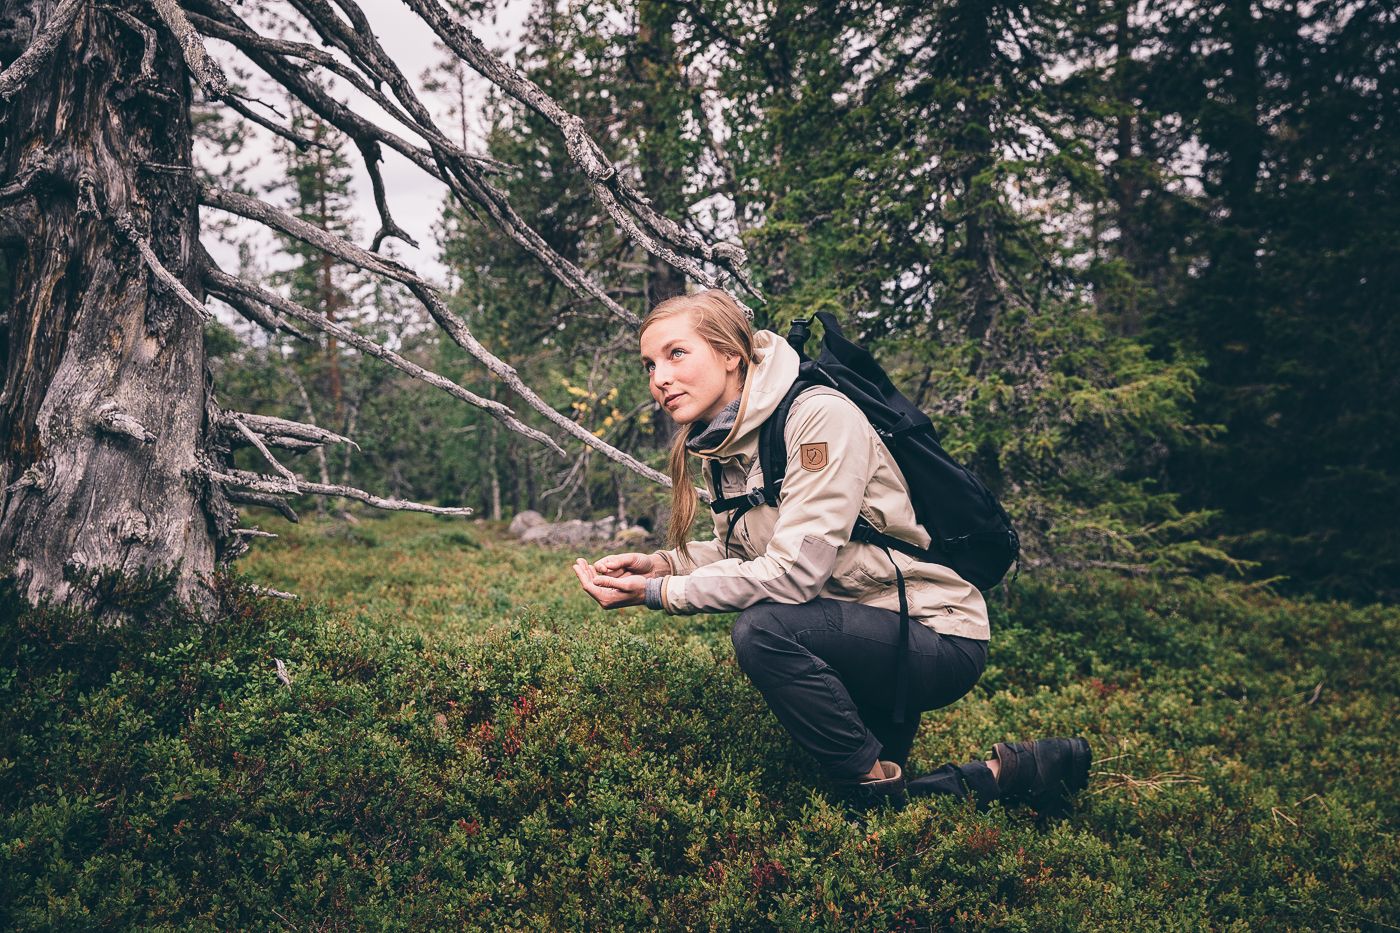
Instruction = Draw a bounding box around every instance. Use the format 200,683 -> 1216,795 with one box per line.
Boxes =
684,397 -> 741,454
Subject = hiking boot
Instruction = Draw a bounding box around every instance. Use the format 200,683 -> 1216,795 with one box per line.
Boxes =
905,760 -> 1000,811
992,737 -> 1091,814
853,760 -> 908,811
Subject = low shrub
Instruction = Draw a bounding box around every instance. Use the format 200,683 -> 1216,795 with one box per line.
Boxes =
1,557 -> 1395,929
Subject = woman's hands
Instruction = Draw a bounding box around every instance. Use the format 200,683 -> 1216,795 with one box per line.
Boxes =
593,552 -> 666,578
572,552 -> 667,610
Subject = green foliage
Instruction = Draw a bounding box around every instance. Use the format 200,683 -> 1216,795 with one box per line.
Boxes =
1066,0 -> 1400,599
204,0 -> 1397,598
673,0 -> 1216,573
3,517 -> 1396,928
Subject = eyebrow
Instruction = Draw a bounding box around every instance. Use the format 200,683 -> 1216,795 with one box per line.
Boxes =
640,338 -> 685,363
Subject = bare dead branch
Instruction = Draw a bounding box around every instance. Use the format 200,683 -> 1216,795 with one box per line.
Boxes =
225,489 -> 300,522
204,266 -> 568,456
355,137 -> 419,251
92,403 -> 157,444
199,184 -> 671,486
259,436 -> 322,452
274,659 -> 296,685
233,527 -> 278,538
146,0 -> 229,99
207,466 -> 474,516
229,417 -> 299,484
198,245 -> 310,339
287,0 -> 380,84
0,0 -> 84,102
224,412 -> 356,450
221,92 -> 331,153
398,0 -> 759,300
111,212 -> 212,321
207,287 -> 310,341
190,4 -> 510,173
186,0 -> 639,327
188,8 -> 441,160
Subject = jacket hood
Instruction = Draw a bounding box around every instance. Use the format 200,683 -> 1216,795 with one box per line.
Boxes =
693,329 -> 800,459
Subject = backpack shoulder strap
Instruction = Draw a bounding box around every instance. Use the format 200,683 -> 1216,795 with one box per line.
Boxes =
757,368 -> 839,506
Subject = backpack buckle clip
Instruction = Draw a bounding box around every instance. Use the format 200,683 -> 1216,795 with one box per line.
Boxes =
786,318 -> 813,356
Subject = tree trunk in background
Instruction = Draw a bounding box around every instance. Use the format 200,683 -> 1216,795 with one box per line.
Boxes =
0,0 -> 230,609
948,1 -> 1002,371
1110,0 -> 1143,335
315,144 -> 344,423
482,384 -> 503,520
635,0 -> 686,309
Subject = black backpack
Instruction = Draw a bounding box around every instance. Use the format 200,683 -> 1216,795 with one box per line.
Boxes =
708,311 -> 1019,721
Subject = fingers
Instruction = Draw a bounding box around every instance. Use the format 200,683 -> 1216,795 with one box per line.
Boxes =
574,557 -> 647,610
573,558 -> 602,596
593,552 -> 641,576
595,576 -> 647,609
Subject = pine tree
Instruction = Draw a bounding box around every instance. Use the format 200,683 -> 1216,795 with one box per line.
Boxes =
660,0 -> 1215,572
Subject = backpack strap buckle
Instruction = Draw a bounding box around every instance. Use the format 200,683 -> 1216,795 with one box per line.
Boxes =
787,318 -> 812,356
709,486 -> 780,514
746,487 -> 779,508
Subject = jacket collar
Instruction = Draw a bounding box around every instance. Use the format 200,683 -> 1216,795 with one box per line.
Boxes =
689,329 -> 800,460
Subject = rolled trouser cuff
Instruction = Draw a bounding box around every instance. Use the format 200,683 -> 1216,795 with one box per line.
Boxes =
832,731 -> 885,783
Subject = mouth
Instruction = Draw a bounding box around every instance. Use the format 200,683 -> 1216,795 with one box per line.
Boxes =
663,393 -> 685,409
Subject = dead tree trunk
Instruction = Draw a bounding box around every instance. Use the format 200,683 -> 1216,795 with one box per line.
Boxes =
0,0 -> 231,608
0,0 -> 754,613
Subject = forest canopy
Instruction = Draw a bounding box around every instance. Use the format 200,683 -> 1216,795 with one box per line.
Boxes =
2,0 -> 1397,604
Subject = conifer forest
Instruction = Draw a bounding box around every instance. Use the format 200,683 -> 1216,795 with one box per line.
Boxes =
1,0 -> 1396,928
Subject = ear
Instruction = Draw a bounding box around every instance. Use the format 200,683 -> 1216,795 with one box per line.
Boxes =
724,352 -> 742,373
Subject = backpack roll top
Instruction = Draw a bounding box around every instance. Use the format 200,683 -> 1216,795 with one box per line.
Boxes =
768,312 -> 1019,593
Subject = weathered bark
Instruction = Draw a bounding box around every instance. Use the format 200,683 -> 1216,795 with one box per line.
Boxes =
0,0 -> 230,608
0,0 -> 757,614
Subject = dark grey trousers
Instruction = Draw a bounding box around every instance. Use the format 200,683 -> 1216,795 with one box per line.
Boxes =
731,598 -> 987,783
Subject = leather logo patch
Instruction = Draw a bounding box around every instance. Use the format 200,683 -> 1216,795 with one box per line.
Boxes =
800,442 -> 829,472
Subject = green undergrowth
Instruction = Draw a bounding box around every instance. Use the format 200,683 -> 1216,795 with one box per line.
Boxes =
1,515 -> 1396,929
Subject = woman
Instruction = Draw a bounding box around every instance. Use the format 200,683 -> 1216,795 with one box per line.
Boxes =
573,289 -> 1088,810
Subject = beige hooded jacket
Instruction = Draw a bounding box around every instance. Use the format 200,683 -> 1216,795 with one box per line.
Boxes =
649,329 -> 990,641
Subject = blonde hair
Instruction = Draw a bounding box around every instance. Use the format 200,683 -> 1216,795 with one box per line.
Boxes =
640,289 -> 755,560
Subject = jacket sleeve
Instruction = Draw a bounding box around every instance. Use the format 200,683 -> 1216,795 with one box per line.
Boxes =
656,392 -> 875,614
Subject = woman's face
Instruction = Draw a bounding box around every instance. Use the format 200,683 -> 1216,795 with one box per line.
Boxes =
640,312 -> 744,425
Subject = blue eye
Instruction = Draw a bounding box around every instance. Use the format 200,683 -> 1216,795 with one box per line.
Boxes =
646,344 -> 686,369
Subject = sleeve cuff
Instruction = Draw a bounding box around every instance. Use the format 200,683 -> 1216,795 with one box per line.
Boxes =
644,576 -> 667,610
